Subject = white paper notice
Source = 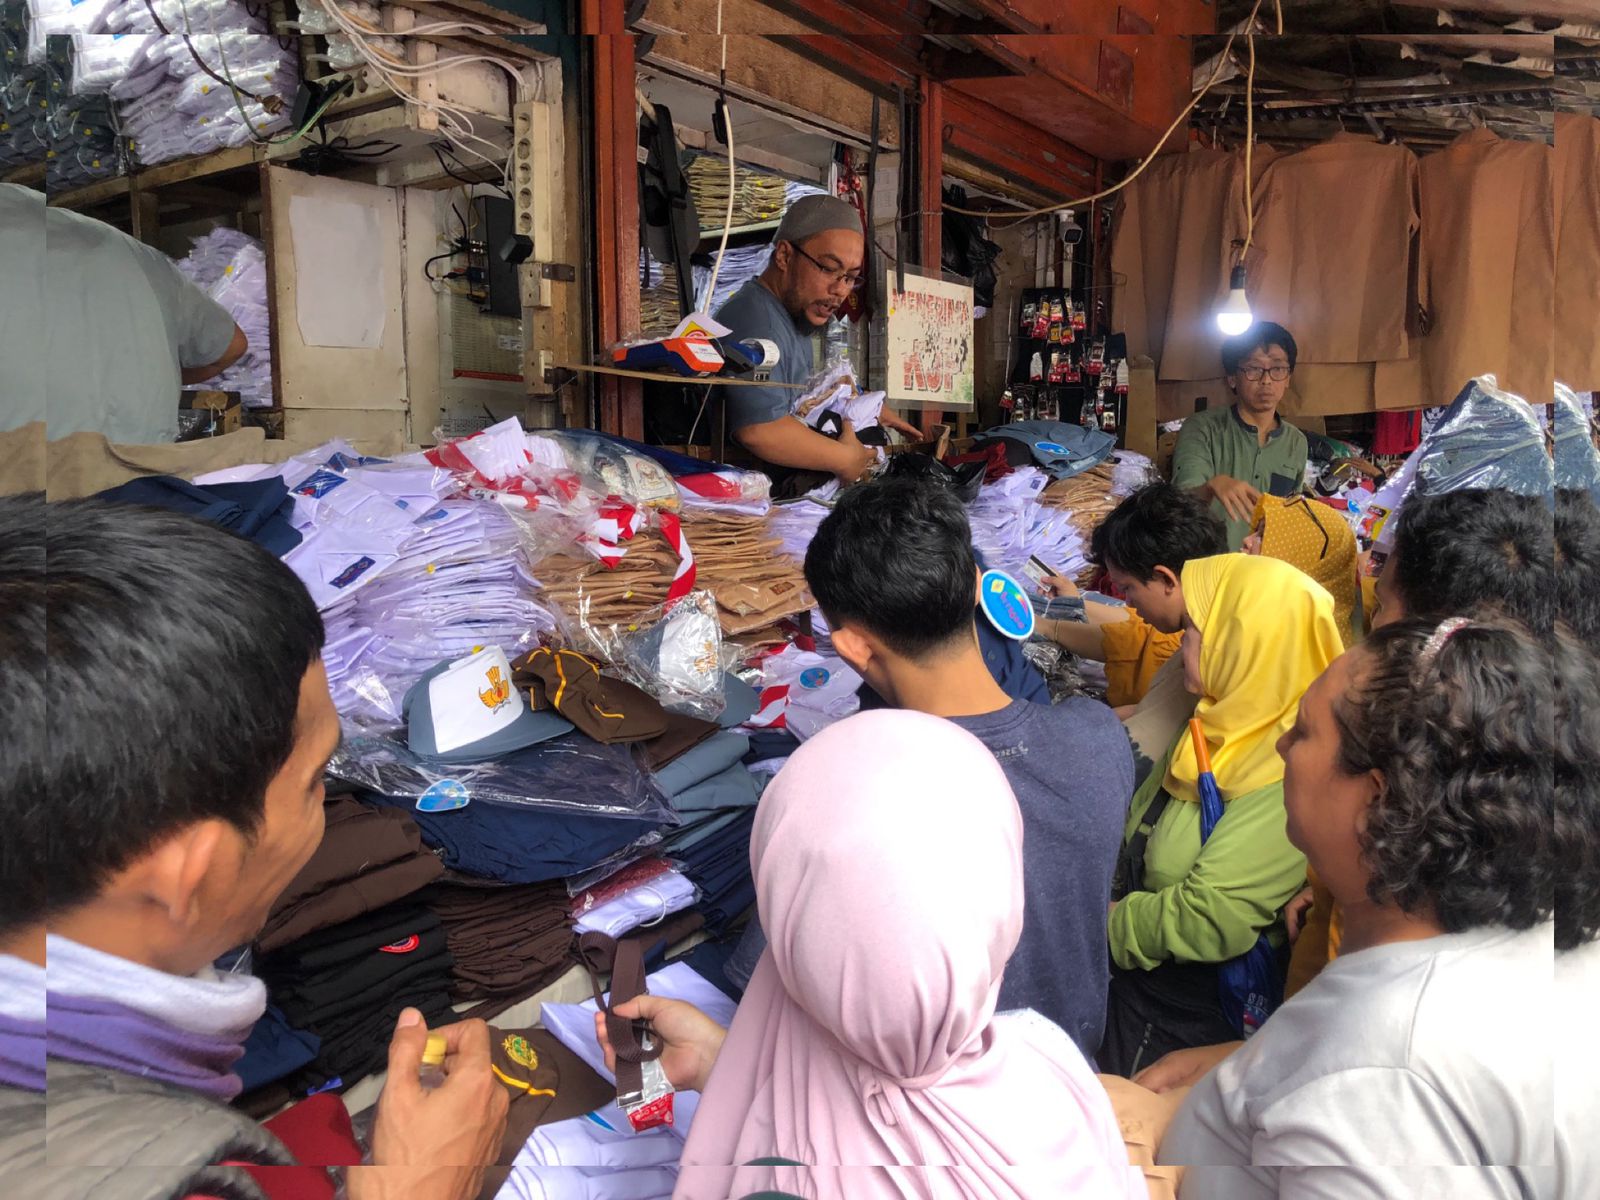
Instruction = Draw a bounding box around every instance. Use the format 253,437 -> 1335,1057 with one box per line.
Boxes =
289,195 -> 387,349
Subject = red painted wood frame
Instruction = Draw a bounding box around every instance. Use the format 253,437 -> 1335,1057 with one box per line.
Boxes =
584,0 -> 643,439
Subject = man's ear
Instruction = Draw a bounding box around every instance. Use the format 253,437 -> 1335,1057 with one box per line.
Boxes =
1151,565 -> 1180,592
129,820 -> 233,932
830,625 -> 874,675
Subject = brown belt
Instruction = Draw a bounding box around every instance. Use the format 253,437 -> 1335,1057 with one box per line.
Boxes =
576,931 -> 663,1103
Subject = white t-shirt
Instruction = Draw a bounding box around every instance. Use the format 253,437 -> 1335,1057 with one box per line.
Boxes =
1160,924 -> 1555,1200
0,183 -> 236,444
1555,939 -> 1599,1200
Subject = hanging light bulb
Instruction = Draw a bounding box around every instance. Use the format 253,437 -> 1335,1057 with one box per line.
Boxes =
1215,264 -> 1253,336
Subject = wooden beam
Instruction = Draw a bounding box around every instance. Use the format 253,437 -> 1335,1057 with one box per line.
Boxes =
585,0 -> 643,438
917,75 -> 944,438
130,191 -> 160,245
941,89 -> 1098,201
161,183 -> 256,211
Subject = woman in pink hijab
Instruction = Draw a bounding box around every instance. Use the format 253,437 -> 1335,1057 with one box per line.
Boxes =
599,709 -> 1141,1200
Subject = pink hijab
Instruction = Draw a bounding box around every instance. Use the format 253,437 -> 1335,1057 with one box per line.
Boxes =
675,710 -> 1140,1200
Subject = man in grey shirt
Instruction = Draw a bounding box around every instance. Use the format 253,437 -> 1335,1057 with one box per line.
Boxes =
712,194 -> 916,495
0,183 -> 246,443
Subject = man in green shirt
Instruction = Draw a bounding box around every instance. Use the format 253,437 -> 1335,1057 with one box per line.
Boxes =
1171,321 -> 1309,550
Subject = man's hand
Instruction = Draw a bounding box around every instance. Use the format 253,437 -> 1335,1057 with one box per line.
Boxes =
1132,1041 -> 1243,1094
836,421 -> 876,483
1039,574 -> 1081,599
349,1010 -> 508,1200
878,410 -> 924,440
1206,475 -> 1261,524
1284,885 -> 1317,943
593,995 -> 727,1095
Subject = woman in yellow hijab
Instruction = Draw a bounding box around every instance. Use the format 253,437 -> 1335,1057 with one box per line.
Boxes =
1100,554 -> 1343,1078
1242,494 -> 1363,992
1242,495 -> 1362,646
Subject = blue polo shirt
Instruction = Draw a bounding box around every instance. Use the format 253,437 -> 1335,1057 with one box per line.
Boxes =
713,279 -> 814,432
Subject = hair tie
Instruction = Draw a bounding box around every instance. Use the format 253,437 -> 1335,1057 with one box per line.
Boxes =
1416,616 -> 1471,678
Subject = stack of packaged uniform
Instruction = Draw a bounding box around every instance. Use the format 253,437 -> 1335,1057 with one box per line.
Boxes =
94,1 -> 297,167
177,227 -> 274,407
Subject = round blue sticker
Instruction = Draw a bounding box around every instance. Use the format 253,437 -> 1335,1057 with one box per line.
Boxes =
798,667 -> 830,690
1033,441 -> 1067,455
979,570 -> 1036,641
417,779 -> 471,813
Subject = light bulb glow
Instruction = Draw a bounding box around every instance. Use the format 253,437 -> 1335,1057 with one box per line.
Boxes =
1215,264 -> 1253,335
1216,290 -> 1253,335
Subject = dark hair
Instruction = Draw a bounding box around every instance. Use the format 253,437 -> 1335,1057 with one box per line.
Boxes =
0,497 -> 326,936
1333,617 -> 1555,938
804,477 -> 976,660
0,495 -> 45,930
1390,489 -> 1553,636
1089,482 -> 1228,582
1221,321 -> 1298,376
1553,629 -> 1600,950
1555,489 -> 1600,643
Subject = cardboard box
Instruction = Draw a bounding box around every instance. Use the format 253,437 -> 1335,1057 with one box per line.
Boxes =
1156,429 -> 1181,481
1124,356 -> 1159,461
178,391 -> 242,440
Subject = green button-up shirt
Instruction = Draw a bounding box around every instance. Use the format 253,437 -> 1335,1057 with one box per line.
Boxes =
1171,404 -> 1310,550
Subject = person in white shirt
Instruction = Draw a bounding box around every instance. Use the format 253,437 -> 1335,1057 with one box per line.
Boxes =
1159,613 -> 1562,1200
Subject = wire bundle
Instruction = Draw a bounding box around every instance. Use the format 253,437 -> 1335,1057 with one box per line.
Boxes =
298,0 -> 531,190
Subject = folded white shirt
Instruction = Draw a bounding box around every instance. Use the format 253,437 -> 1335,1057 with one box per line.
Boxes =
572,870 -> 699,939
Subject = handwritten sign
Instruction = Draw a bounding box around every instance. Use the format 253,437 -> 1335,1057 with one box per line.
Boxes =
885,269 -> 975,411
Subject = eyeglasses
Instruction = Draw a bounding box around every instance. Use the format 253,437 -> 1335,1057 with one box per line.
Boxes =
789,242 -> 866,291
1238,365 -> 1292,382
1286,497 -> 1331,560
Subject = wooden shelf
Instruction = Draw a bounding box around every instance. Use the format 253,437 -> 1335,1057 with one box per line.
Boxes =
45,144 -> 269,212
694,218 -> 781,253
1,162 -> 46,189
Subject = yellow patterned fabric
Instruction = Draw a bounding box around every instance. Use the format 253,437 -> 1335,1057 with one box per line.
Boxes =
1252,495 -> 1361,646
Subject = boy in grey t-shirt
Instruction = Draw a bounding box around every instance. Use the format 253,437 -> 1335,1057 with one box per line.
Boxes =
800,477 -> 1132,1060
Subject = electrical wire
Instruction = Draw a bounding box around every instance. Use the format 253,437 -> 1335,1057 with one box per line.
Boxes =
1240,24 -> 1257,259
142,0 -> 271,103
432,141 -> 510,196
942,0 -> 1275,224
315,0 -> 529,191
702,2 -> 736,309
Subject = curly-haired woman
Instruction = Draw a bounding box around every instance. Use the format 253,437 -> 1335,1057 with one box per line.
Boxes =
1155,616 -> 1562,1198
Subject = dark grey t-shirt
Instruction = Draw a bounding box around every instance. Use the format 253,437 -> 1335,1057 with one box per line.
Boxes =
712,279 -> 814,431
950,698 -> 1133,1062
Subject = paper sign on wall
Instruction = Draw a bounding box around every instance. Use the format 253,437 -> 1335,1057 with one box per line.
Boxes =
885,268 -> 975,411
288,194 -> 387,349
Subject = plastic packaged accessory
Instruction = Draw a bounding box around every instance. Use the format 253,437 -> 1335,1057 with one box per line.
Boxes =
1414,375 -> 1553,502
562,591 -> 732,722
1553,383 -> 1600,503
324,731 -> 676,824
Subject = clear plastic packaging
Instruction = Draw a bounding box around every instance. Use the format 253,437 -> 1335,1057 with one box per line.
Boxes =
1414,375 -> 1553,501
325,732 -> 677,823
562,590 -> 732,722
1553,383 -> 1600,502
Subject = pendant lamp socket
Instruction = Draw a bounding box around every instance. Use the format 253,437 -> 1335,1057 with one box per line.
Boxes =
1216,264 -> 1253,336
